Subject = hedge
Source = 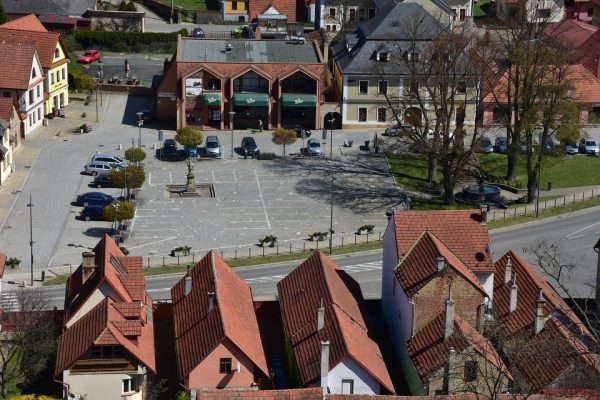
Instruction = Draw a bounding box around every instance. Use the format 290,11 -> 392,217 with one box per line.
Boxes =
64,29 -> 189,52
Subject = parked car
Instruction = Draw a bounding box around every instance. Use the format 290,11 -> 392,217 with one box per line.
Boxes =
91,175 -> 115,188
85,161 -> 119,177
161,139 -> 178,159
191,27 -> 205,38
565,142 -> 579,155
579,138 -> 599,155
91,153 -> 128,168
475,136 -> 494,153
494,137 -> 508,154
78,49 -> 101,64
80,205 -> 106,221
286,126 -> 311,138
76,192 -> 115,207
205,135 -> 221,157
306,138 -> 322,156
241,137 -> 258,158
184,146 -> 198,157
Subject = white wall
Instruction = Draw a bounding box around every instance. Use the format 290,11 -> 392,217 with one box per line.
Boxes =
381,217 -> 398,328
65,282 -> 120,328
476,272 -> 494,306
64,369 -> 144,400
328,357 -> 380,394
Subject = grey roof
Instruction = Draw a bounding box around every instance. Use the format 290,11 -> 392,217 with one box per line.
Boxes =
178,38 -> 321,64
359,3 -> 444,40
1,0 -> 97,16
374,0 -> 455,16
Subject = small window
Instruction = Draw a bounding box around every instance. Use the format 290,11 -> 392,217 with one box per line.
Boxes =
358,107 -> 367,122
31,68 -> 36,79
329,8 -> 336,18
2,92 -> 10,98
326,24 -> 331,31
341,379 -> 354,394
588,7 -> 594,16
536,8 -> 551,18
232,1 -> 237,10
378,52 -> 389,62
457,80 -> 466,94
409,80 -> 419,95
50,74 -> 54,85
359,80 -> 368,94
377,108 -> 386,122
56,71 -> 59,82
122,378 -> 134,394
349,9 -> 356,21
368,8 -> 376,19
332,25 -> 337,31
378,80 -> 388,95
459,8 -> 466,20
220,358 -> 232,374
37,85 -> 40,97
359,8 -> 366,21
55,48 -> 60,58
62,68 -> 66,80
464,360 -> 478,382
29,90 -> 34,104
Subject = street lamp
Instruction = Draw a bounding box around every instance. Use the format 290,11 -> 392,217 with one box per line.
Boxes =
327,117 -> 335,158
136,111 -> 143,149
27,193 -> 34,286
229,111 -> 236,159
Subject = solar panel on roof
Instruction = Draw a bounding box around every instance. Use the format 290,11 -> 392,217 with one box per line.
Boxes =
111,255 -> 126,276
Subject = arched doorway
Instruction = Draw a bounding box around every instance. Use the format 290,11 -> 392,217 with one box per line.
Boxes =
404,107 -> 422,127
323,112 -> 342,129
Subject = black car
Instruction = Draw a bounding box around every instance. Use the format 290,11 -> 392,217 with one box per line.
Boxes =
161,139 -> 178,159
286,126 -> 311,139
80,205 -> 106,221
91,175 -> 115,188
241,137 -> 259,158
191,27 -> 205,38
76,192 -> 115,207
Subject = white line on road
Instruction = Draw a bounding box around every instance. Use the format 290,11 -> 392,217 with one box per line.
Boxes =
126,236 -> 178,249
564,221 -> 600,239
255,170 -> 271,230
233,169 -> 238,183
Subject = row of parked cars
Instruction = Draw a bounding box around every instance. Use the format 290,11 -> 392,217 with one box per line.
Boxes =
160,136 -> 222,160
477,136 -> 599,155
79,153 -> 125,221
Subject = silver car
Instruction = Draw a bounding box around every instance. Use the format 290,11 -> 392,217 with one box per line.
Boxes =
205,135 -> 220,157
307,138 -> 322,156
91,153 -> 128,168
85,161 -> 119,176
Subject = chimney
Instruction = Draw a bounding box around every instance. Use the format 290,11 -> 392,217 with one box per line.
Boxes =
208,291 -> 215,312
81,252 -> 96,284
317,298 -> 325,331
437,256 -> 445,272
504,255 -> 512,285
445,298 -> 455,339
184,276 -> 192,296
480,204 -> 488,224
447,347 -> 456,393
535,289 -> 546,334
320,341 -> 330,393
509,274 -> 518,313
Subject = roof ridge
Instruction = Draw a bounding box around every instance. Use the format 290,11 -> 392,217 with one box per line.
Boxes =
210,251 -> 227,337
397,229 -> 429,268
331,301 -> 368,332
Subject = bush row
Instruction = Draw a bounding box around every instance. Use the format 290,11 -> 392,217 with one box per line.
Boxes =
63,29 -> 188,52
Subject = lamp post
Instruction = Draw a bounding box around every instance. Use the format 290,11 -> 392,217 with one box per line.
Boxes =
328,172 -> 335,254
136,111 -> 143,149
27,193 -> 34,286
229,111 -> 236,159
328,117 -> 335,158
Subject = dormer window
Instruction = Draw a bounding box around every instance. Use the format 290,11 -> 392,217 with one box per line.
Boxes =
31,68 -> 36,79
378,52 -> 389,62
55,48 -> 60,58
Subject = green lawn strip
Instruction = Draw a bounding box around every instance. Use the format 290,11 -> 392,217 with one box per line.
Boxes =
155,0 -> 213,11
387,154 -> 439,192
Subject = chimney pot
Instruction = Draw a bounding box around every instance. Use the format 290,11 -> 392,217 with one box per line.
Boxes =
480,204 -> 488,224
437,256 -> 445,272
504,256 -> 512,285
535,290 -> 546,334
184,276 -> 192,296
208,291 -> 215,312
445,299 -> 455,339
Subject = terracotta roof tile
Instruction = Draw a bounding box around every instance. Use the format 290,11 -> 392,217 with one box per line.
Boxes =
545,19 -> 598,48
0,98 -> 15,123
0,42 -> 36,90
0,14 -> 47,32
171,251 -> 268,384
407,313 -> 509,382
393,210 -> 493,273
0,28 -> 64,69
277,251 -> 394,393
395,231 -> 487,297
113,301 -> 143,318
196,388 -> 323,399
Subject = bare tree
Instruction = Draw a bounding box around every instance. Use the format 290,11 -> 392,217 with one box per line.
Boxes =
0,289 -> 59,398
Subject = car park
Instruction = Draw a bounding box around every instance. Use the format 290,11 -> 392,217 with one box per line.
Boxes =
91,153 -> 128,168
80,205 -> 106,221
85,161 -> 118,177
76,192 -> 115,207
205,136 -> 221,157
579,138 -> 599,155
286,126 -> 311,138
78,49 -> 101,64
306,138 -> 322,156
565,142 -> 578,155
241,137 -> 259,158
494,137 -> 508,154
475,136 -> 494,153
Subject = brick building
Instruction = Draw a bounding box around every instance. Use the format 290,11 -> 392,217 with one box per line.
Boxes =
156,36 -> 325,131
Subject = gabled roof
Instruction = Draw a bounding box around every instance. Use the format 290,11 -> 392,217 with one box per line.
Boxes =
0,14 -> 47,32
196,388 -> 323,399
0,42 -> 36,90
493,251 -> 594,340
55,297 -> 155,376
277,251 -> 394,393
395,231 -> 487,297
407,313 -> 510,382
0,27 -> 66,69
63,235 -> 146,324
392,210 -> 493,273
171,251 -> 268,383
1,0 -> 97,16
545,19 -> 598,48
0,98 -> 16,122
359,3 -> 442,40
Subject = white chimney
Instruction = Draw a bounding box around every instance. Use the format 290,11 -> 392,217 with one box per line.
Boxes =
184,276 -> 192,296
504,256 -> 512,285
317,299 -> 325,331
437,256 -> 445,272
320,341 -> 330,393
480,204 -> 488,225
81,252 -> 96,284
509,274 -> 518,313
445,298 -> 455,339
535,289 -> 546,334
447,347 -> 456,393
208,291 -> 215,312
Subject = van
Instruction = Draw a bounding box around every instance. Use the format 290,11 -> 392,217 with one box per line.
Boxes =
85,161 -> 117,177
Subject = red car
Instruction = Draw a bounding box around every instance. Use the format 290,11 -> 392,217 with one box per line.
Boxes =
78,49 -> 102,64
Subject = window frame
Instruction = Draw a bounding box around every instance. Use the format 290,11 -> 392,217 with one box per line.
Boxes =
329,7 -> 336,18
122,378 -> 134,394
349,8 -> 356,21
358,80 -> 368,95
358,107 -> 367,122
377,107 -> 387,122
341,379 -> 354,394
464,360 -> 478,382
378,80 -> 388,95
231,1 -> 238,10
219,357 -> 232,374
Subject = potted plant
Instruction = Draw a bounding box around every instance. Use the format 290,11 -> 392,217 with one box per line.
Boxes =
308,232 -> 328,241
171,246 -> 192,257
258,235 -> 278,247
357,224 -> 375,235
5,257 -> 21,269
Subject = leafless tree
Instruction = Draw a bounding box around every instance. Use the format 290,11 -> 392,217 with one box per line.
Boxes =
0,289 -> 59,398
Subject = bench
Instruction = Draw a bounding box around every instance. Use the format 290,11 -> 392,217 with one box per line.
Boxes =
257,152 -> 276,160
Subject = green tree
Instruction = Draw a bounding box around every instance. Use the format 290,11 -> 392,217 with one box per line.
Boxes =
103,201 -> 135,222
0,3 -> 7,24
272,128 -> 297,157
175,127 -> 203,148
124,147 -> 146,163
109,165 -> 145,198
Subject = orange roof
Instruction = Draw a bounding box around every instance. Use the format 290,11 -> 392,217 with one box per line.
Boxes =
171,251 -> 268,384
55,297 -> 155,376
0,253 -> 5,279
392,210 -> 492,273
196,388 -> 323,399
0,43 -> 36,90
545,19 -> 598,48
407,313 -> 510,382
0,28 -> 66,69
1,14 -> 47,32
277,251 -> 394,393
0,98 -> 15,123
395,231 -> 487,297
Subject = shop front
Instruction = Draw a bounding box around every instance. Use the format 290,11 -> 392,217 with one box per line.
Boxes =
203,91 -> 222,128
280,94 -> 317,128
232,93 -> 269,130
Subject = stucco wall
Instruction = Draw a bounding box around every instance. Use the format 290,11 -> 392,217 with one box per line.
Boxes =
64,369 -> 144,400
65,283 -> 120,328
328,357 -> 380,394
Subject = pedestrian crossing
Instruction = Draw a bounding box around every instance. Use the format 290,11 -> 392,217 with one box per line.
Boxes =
243,261 -> 382,284
0,292 -> 19,311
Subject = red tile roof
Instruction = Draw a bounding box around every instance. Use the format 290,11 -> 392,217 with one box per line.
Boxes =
196,388 -> 323,399
407,313 -> 510,382
0,253 -> 5,279
0,27 -> 66,69
392,210 -> 493,273
545,19 -> 598,48
1,14 -> 47,32
493,251 -> 593,338
171,251 -> 268,384
0,98 -> 15,122
0,43 -> 36,90
395,231 -> 487,297
55,297 -> 155,376
277,251 -> 394,393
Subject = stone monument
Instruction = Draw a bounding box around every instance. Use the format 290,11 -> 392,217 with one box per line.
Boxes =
185,158 -> 196,193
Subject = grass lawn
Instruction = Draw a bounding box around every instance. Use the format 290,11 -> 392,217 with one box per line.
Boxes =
387,154 -> 438,192
473,0 -> 493,17
155,0 -> 219,11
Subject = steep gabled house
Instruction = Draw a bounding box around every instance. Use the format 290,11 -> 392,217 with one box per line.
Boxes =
0,42 -> 45,137
0,98 -> 18,185
493,251 -> 600,391
171,251 -> 269,391
1,0 -> 95,32
277,251 -> 394,395
55,235 -> 155,400
0,14 -> 71,117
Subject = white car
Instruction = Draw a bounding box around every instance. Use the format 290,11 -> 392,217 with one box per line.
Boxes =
579,139 -> 599,155
85,161 -> 120,176
91,153 -> 129,168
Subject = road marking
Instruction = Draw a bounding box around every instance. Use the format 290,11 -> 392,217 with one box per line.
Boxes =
233,169 -> 238,183
126,236 -> 178,249
243,262 -> 382,285
255,170 -> 271,230
565,221 -> 600,239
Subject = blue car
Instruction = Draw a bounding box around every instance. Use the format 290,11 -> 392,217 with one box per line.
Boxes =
185,146 -> 198,157
80,205 -> 106,221
76,192 -> 115,207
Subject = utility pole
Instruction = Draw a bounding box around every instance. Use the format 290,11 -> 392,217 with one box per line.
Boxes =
136,111 -> 143,149
27,193 -> 34,286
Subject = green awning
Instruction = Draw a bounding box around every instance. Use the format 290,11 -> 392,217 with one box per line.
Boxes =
233,93 -> 269,107
281,94 -> 317,107
203,92 -> 221,106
